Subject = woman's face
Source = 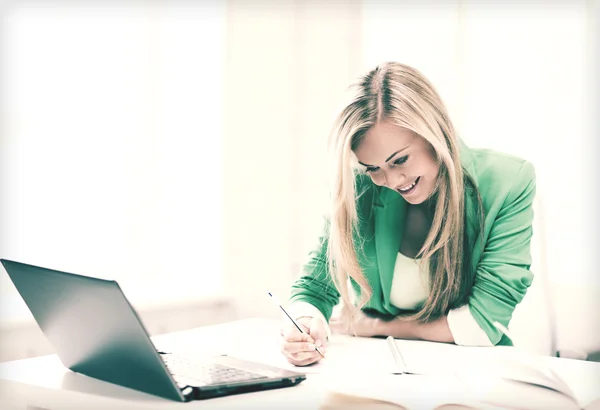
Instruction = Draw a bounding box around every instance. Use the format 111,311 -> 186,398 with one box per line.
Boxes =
353,121 -> 439,205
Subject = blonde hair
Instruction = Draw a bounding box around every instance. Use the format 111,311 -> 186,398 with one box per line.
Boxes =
327,62 -> 481,324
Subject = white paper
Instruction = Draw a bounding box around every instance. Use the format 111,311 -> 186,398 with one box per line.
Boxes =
235,334 -> 398,375
393,339 -> 581,407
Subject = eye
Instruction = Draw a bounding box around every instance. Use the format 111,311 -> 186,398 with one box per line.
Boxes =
393,155 -> 409,166
365,166 -> 380,173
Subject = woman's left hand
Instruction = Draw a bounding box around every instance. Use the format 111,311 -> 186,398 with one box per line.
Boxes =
329,308 -> 383,337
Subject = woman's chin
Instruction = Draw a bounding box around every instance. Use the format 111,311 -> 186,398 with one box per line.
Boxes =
404,196 -> 426,205
402,189 -> 433,205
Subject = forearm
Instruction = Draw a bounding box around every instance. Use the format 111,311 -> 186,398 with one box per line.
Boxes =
376,315 -> 455,344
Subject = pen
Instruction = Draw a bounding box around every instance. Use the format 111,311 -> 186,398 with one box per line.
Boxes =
386,335 -> 408,374
267,291 -> 325,358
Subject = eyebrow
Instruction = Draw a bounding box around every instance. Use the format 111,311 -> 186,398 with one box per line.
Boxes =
358,145 -> 410,167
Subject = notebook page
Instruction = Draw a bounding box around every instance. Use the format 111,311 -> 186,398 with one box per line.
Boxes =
393,339 -> 578,402
455,374 -> 581,410
394,339 -> 500,374
231,334 -> 398,375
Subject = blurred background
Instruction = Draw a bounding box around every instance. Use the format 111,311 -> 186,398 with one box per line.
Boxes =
0,0 -> 598,362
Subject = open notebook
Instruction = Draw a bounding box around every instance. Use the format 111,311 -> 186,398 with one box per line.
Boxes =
229,323 -> 599,409
320,338 -> 600,410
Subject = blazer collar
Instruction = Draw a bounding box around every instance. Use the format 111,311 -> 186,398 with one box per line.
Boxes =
373,189 -> 405,312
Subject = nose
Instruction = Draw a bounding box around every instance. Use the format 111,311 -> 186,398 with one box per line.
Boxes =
384,170 -> 407,190
370,170 -> 407,189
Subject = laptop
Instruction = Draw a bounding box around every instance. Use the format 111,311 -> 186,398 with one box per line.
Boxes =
1,259 -> 306,402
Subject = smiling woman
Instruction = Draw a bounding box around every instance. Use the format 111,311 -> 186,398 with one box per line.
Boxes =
279,62 -> 537,368
354,123 -> 439,203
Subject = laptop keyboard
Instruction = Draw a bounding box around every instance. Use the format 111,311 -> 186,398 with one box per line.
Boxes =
161,354 -> 268,387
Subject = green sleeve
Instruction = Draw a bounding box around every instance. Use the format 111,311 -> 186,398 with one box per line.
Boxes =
289,217 -> 340,321
469,161 -> 536,345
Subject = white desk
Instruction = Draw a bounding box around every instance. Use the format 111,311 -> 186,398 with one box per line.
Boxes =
1,318 -> 599,410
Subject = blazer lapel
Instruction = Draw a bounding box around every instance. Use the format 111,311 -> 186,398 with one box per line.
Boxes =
373,187 -> 406,310
459,138 -> 482,267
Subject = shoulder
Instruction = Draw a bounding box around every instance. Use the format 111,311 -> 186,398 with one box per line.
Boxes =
470,148 -> 535,186
469,148 -> 535,205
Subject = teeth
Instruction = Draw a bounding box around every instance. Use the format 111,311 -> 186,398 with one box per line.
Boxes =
399,181 -> 416,192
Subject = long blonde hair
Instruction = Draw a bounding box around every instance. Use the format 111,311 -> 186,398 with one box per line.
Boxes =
327,62 -> 481,323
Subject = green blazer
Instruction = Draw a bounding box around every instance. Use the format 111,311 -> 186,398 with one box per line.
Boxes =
290,141 -> 536,346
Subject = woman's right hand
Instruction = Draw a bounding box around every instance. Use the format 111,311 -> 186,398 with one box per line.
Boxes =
280,316 -> 328,366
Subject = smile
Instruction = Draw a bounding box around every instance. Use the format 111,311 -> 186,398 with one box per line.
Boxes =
397,177 -> 420,195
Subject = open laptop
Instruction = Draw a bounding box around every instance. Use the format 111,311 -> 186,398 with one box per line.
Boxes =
1,259 -> 306,402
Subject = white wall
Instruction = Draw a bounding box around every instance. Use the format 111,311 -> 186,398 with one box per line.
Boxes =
0,2 -> 226,328
221,0 -> 364,319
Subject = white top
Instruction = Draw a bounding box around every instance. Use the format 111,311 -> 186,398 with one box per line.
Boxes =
290,252 -> 493,347
389,252 -> 430,310
390,252 -> 492,346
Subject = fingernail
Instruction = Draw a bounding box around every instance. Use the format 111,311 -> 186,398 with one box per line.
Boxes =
307,343 -> 316,351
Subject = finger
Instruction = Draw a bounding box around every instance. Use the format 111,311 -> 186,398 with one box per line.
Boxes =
282,330 -> 314,344
291,351 -> 320,362
281,341 -> 317,354
279,337 -> 319,358
287,354 -> 321,367
317,344 -> 327,355
308,317 -> 328,348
